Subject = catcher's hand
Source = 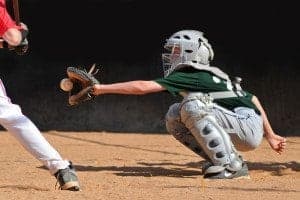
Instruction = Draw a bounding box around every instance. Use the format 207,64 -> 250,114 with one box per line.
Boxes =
66,64 -> 100,106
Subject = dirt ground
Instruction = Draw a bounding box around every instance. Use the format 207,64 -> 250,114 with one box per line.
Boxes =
0,131 -> 299,200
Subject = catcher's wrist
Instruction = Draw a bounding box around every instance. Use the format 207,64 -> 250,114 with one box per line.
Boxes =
93,84 -> 101,95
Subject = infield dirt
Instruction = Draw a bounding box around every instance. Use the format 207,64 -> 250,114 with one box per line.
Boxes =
0,131 -> 299,200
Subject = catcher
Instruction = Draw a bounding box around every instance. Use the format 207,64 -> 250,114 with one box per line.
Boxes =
66,30 -> 287,179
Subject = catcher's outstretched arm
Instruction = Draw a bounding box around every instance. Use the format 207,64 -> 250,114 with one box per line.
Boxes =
93,81 -> 165,95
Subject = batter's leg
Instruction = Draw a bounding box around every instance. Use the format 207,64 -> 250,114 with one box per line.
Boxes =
0,80 -> 69,175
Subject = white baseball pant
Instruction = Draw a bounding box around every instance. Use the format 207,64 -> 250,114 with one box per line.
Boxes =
0,79 -> 70,175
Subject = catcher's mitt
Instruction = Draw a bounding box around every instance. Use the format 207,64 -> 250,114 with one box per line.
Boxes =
66,64 -> 100,106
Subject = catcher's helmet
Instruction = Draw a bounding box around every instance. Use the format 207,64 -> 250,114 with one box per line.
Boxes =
162,30 -> 214,77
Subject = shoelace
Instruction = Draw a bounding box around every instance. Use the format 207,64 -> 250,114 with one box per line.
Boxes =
87,63 -> 100,75
87,63 -> 99,96
81,63 -> 100,76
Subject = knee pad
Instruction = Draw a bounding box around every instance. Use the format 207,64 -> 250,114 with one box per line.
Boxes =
166,103 -> 181,123
166,103 -> 190,141
166,103 -> 208,159
166,103 -> 183,135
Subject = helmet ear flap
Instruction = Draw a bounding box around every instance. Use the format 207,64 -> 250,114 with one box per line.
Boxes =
198,37 -> 214,61
197,44 -> 211,65
204,42 -> 214,61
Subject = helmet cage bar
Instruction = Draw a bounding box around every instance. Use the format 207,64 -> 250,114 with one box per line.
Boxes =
162,43 -> 185,77
162,53 -> 185,77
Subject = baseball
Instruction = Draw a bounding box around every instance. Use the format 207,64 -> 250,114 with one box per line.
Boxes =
60,78 -> 73,92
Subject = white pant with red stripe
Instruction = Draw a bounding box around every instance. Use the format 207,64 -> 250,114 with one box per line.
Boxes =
0,79 -> 70,175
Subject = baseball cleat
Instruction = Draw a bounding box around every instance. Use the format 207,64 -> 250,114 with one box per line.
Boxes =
202,161 -> 250,180
55,162 -> 80,191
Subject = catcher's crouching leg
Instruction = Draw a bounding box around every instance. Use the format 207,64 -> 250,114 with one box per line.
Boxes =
166,103 -> 208,159
180,98 -> 248,179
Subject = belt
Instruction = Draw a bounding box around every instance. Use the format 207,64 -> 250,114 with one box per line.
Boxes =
180,90 -> 245,100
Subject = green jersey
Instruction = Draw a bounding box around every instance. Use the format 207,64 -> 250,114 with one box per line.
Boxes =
155,68 -> 260,114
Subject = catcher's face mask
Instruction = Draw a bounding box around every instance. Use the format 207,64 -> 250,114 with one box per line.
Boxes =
162,42 -> 185,77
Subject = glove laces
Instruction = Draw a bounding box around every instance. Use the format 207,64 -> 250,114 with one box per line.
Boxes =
87,63 -> 100,75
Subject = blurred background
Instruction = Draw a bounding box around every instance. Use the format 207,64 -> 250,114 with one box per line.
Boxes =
0,0 -> 299,135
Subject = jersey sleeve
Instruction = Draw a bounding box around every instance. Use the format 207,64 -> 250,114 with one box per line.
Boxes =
154,72 -> 190,96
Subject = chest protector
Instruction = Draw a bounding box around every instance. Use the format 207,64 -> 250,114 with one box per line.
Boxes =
175,62 -> 230,81
175,62 -> 245,99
